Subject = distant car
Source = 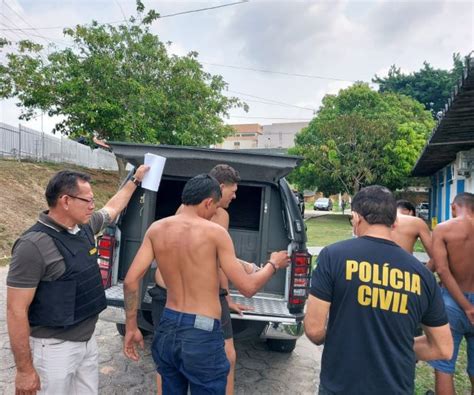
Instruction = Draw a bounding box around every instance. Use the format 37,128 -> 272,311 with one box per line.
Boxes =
293,190 -> 305,216
416,202 -> 429,221
314,197 -> 333,211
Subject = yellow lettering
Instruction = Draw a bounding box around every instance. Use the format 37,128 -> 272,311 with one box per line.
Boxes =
411,274 -> 421,295
372,264 -> 382,285
392,291 -> 400,312
399,294 -> 409,314
346,260 -> 358,280
371,287 -> 379,308
390,268 -> 403,290
379,288 -> 393,310
359,261 -> 371,283
403,271 -> 410,292
382,263 -> 390,286
358,285 -> 371,306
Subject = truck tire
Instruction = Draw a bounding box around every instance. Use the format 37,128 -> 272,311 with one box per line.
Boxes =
116,323 -> 152,337
266,338 -> 297,353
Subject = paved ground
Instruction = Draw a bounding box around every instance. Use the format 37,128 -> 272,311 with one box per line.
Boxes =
0,266 -> 323,394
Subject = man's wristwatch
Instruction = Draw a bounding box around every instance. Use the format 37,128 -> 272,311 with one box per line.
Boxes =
131,176 -> 141,186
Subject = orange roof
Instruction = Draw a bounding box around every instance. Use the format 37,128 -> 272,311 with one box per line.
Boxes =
230,123 -> 263,134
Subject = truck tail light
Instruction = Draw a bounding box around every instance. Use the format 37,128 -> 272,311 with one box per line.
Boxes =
97,234 -> 116,289
288,250 -> 312,314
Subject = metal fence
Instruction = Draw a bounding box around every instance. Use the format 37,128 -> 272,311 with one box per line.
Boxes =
0,123 -> 118,170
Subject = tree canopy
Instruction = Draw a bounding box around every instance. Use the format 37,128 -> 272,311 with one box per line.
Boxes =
372,53 -> 465,116
0,1 -> 246,148
289,83 -> 435,195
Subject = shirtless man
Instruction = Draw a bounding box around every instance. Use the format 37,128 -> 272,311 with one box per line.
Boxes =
150,164 -> 251,394
428,192 -> 474,395
123,174 -> 290,394
391,199 -> 432,268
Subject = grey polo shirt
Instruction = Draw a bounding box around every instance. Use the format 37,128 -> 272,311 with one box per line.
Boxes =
7,209 -> 111,341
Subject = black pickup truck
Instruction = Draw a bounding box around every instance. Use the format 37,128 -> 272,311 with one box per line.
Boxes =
98,143 -> 312,353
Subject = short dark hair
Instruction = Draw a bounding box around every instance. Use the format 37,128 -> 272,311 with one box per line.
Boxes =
181,174 -> 222,206
351,185 -> 397,227
45,170 -> 91,207
209,164 -> 241,185
453,192 -> 474,210
396,199 -> 416,215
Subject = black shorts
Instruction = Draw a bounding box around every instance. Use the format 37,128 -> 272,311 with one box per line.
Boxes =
149,285 -> 233,339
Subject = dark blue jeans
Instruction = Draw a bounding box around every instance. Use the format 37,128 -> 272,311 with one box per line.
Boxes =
152,308 -> 230,395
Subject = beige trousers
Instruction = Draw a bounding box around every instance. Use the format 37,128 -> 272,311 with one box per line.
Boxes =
30,335 -> 99,395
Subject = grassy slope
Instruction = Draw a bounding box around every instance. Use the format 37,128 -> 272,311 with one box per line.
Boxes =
0,159 -> 120,263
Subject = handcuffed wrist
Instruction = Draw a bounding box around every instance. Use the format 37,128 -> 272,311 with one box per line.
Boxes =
266,260 -> 277,274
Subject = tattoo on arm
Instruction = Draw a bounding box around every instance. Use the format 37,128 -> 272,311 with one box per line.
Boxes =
124,290 -> 139,315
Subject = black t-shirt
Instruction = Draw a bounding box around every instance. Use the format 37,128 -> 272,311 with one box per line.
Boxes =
310,236 -> 447,395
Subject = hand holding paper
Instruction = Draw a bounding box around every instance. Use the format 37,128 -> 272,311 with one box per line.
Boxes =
142,153 -> 166,192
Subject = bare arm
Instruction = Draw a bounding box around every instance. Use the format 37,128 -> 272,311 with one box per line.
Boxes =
414,324 -> 453,361
103,165 -> 149,222
123,230 -> 155,361
304,295 -> 330,345
432,226 -> 474,323
7,287 -> 41,392
417,218 -> 432,258
216,228 -> 289,297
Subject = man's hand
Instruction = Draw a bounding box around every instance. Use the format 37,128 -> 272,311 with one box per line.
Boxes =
464,305 -> 474,326
133,165 -> 150,183
270,251 -> 291,270
15,367 -> 41,395
123,327 -> 144,362
228,301 -> 254,316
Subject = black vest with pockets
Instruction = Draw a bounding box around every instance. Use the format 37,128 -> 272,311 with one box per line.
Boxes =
24,221 -> 107,327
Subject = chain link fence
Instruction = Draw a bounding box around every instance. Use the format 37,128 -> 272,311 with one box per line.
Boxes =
0,123 -> 118,170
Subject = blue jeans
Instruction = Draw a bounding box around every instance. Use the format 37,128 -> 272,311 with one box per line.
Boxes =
429,287 -> 474,375
152,308 -> 230,394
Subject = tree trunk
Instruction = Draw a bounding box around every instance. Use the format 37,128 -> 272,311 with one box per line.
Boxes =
115,156 -> 128,182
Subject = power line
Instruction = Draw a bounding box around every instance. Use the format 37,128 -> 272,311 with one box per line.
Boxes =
236,98 -> 315,112
228,89 -> 316,112
0,1 -> 249,31
203,61 -> 356,83
229,115 -> 312,121
3,2 -> 52,47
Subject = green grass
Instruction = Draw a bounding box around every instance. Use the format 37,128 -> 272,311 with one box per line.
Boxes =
415,339 -> 470,394
305,214 -> 352,246
305,215 -> 471,394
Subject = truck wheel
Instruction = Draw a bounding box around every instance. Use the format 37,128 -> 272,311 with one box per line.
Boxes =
116,323 -> 152,337
266,339 -> 297,353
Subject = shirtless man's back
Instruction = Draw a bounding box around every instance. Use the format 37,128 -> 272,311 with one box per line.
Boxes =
428,192 -> 474,395
391,213 -> 432,255
122,174 -> 289,394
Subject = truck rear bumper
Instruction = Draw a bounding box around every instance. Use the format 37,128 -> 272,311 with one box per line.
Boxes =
103,284 -> 305,339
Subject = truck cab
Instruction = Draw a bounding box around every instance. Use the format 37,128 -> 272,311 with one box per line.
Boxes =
99,142 -> 311,353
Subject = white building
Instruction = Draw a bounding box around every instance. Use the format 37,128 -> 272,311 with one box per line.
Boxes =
412,55 -> 474,225
257,122 -> 309,149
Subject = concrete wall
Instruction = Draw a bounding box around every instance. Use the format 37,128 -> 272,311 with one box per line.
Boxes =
258,122 -> 309,149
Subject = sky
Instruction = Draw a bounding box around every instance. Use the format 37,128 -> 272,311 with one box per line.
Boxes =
0,0 -> 473,135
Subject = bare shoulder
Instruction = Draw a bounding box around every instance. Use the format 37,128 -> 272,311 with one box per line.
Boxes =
433,218 -> 456,235
211,208 -> 229,229
146,217 -> 171,236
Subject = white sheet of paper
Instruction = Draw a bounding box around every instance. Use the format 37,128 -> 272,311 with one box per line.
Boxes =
142,153 -> 166,192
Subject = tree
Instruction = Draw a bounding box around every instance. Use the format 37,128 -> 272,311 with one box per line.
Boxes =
373,53 -> 465,116
0,1 -> 246,172
290,83 -> 435,195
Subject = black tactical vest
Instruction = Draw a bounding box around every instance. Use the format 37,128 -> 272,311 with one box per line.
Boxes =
21,221 -> 107,327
